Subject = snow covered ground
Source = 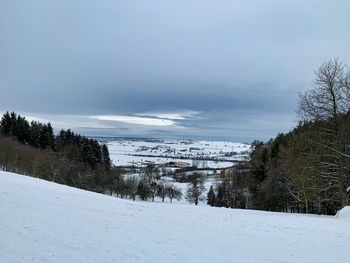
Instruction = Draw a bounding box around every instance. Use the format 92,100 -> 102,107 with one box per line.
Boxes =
1,171 -> 349,263
336,206 -> 350,220
100,138 -> 250,167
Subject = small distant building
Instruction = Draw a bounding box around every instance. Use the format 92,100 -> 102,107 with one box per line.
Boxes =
175,161 -> 191,168
159,161 -> 191,168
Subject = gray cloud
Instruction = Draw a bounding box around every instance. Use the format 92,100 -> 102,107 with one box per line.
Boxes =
1,0 -> 349,141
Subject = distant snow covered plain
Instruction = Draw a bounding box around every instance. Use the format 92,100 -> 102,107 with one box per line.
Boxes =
99,138 -> 251,205
1,171 -> 349,263
100,138 -> 250,168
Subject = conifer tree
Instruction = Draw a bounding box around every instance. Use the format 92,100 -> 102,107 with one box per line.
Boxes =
91,139 -> 102,166
207,185 -> 216,206
0,111 -> 11,136
39,124 -> 49,149
29,121 -> 42,148
9,112 -> 18,137
16,115 -> 30,144
46,122 -> 55,150
101,144 -> 111,172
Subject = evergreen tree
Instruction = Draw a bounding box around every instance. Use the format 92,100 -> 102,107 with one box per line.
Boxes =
39,124 -> 49,149
29,121 -> 42,148
101,144 -> 112,172
207,185 -> 216,206
0,111 -> 11,136
16,115 -> 30,144
81,138 -> 94,167
215,181 -> 227,207
9,112 -> 18,137
91,139 -> 102,166
46,123 -> 55,150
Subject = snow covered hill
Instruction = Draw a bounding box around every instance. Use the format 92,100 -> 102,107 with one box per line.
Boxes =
1,171 -> 349,263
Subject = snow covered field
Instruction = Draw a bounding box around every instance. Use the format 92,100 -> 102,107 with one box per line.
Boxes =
1,171 -> 349,263
100,138 -> 250,167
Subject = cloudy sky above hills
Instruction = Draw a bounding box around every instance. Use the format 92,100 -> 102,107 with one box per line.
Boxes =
1,0 -> 350,141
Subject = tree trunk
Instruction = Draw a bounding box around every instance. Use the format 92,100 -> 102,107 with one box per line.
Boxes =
304,196 -> 309,214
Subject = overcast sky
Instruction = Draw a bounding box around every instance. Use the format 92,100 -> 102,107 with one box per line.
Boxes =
1,0 -> 349,142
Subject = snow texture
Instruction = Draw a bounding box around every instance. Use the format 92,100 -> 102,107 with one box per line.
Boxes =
1,171 -> 349,263
336,206 -> 350,220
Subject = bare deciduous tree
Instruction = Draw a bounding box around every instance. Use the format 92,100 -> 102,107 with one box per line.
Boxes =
166,184 -> 182,203
157,180 -> 168,202
298,58 -> 350,207
298,58 -> 350,121
186,173 -> 206,205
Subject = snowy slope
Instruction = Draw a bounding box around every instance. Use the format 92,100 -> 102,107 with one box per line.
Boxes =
1,171 -> 349,263
336,206 -> 350,220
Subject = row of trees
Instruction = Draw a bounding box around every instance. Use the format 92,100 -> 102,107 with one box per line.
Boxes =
248,58 -> 350,214
104,164 -> 182,203
1,112 -> 55,149
0,130 -> 187,203
103,165 -> 210,205
0,112 -> 111,171
0,112 -> 116,193
0,135 -> 117,191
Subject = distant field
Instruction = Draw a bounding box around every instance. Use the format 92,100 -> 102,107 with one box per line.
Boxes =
99,138 -> 250,168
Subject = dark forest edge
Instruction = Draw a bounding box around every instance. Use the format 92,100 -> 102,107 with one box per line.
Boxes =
209,58 -> 350,215
0,112 -> 117,192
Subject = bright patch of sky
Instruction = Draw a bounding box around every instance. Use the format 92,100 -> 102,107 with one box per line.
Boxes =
91,115 -> 177,127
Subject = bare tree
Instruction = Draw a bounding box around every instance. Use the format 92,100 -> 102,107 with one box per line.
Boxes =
124,176 -> 139,201
149,181 -> 158,202
297,58 -> 350,207
298,58 -> 350,121
142,163 -> 160,201
157,180 -> 168,202
186,173 -> 206,205
166,184 -> 182,203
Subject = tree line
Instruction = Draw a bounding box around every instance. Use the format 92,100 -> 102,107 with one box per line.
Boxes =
108,165 -> 207,204
0,112 -> 117,192
108,164 -> 182,203
245,58 -> 350,215
0,112 -> 112,171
